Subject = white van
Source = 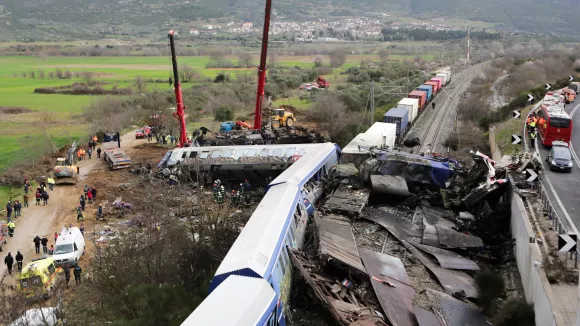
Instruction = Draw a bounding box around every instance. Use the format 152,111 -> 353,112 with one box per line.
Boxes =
52,227 -> 85,266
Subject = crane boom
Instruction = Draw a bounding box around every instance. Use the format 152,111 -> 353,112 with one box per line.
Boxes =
253,0 -> 272,130
168,30 -> 188,147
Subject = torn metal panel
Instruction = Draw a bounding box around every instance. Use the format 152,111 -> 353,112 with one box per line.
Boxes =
317,215 -> 366,273
425,289 -> 489,326
289,249 -> 382,325
323,186 -> 370,216
421,205 -> 455,230
365,208 -> 423,239
408,241 -> 480,271
413,307 -> 443,326
436,227 -> 483,249
360,249 -> 411,286
403,240 -> 478,298
370,175 -> 410,196
363,212 -> 478,299
359,250 -> 417,326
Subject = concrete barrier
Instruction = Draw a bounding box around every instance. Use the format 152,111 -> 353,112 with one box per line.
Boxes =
509,177 -> 565,325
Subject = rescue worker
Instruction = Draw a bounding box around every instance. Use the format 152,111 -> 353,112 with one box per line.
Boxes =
7,221 -> 15,237
199,126 -> 211,138
73,263 -> 82,285
212,183 -> 219,202
530,129 -> 537,147
77,206 -> 84,222
15,251 -> 23,272
14,200 -> 21,217
79,222 -> 85,236
48,245 -> 54,255
5,202 -> 12,221
243,180 -> 252,199
63,264 -> 71,288
91,187 -> 97,200
47,177 -> 55,191
97,147 -> 102,159
4,253 -> 13,275
97,204 -> 103,220
219,185 -> 226,198
93,135 -> 98,143
529,118 -> 536,134
216,191 -> 224,209
87,148 -> 92,159
33,235 -> 41,254
54,232 -> 58,243
41,235 -> 49,254
432,101 -> 436,110
23,194 -> 28,208
84,185 -> 89,200
35,190 -> 41,205
80,194 -> 86,211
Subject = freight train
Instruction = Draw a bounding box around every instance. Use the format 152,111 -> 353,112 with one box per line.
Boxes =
384,67 -> 452,142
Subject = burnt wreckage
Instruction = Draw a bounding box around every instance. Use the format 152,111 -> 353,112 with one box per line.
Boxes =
289,148 -> 517,326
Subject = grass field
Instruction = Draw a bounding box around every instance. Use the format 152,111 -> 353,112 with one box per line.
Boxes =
0,51 -> 440,173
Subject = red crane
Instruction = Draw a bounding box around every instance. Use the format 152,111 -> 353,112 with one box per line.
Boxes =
168,30 -> 188,147
253,0 -> 273,130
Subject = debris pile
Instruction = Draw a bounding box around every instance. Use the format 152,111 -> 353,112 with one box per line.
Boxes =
289,148 -> 520,326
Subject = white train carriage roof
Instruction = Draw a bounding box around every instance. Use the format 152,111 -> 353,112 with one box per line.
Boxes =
210,182 -> 301,290
166,143 -> 324,167
182,275 -> 276,326
270,142 -> 338,188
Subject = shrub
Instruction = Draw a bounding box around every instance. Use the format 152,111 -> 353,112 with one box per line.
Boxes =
214,73 -> 229,83
214,106 -> 234,121
474,270 -> 505,313
492,299 -> 534,326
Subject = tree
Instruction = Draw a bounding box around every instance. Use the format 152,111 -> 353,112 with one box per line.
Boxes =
313,56 -> 323,67
311,92 -> 349,141
207,50 -> 226,68
214,105 -> 233,121
329,48 -> 347,68
48,72 -> 55,79
179,64 -> 197,83
378,48 -> 389,62
135,76 -> 147,92
237,52 -> 254,68
29,70 -> 35,79
38,69 -> 45,79
214,73 -> 229,83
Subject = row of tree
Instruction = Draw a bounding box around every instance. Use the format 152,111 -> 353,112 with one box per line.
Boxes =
381,27 -> 500,41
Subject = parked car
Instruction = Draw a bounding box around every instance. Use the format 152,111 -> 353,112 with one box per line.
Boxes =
299,83 -> 312,90
546,141 -> 573,171
135,129 -> 145,139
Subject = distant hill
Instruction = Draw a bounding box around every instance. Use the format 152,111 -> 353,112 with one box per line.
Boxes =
0,0 -> 577,41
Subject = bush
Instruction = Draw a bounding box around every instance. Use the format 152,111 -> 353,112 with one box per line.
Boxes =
474,270 -> 505,313
444,134 -> 460,150
214,106 -> 234,121
214,73 -> 229,83
492,299 -> 535,326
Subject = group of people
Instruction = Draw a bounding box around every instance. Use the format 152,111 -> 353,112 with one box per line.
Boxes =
5,197 -> 22,221
78,185 -> 98,221
526,113 -> 545,145
4,251 -> 24,275
35,180 -> 51,206
212,179 -> 252,209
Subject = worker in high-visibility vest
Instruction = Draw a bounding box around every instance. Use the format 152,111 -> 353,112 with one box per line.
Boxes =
530,130 -> 537,146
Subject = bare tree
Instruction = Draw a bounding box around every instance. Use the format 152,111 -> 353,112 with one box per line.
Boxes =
378,48 -> 389,62
207,50 -> 226,68
313,55 -> 323,67
55,68 -> 63,79
38,69 -> 45,79
237,52 -> 254,68
21,71 -> 27,78
329,48 -> 347,68
310,92 -> 349,140
29,70 -> 36,79
179,64 -> 198,83
48,72 -> 55,79
135,76 -> 146,92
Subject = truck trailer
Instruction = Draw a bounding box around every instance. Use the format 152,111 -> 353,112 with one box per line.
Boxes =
102,132 -> 132,170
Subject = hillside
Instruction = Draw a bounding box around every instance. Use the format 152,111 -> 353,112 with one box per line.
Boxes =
0,0 -> 578,41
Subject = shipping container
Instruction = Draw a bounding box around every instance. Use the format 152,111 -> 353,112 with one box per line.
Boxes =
342,122 -> 397,167
408,90 -> 427,110
417,85 -> 433,101
436,73 -> 449,86
431,78 -> 444,91
425,81 -> 439,94
428,79 -> 441,92
397,98 -> 420,122
383,108 -> 409,141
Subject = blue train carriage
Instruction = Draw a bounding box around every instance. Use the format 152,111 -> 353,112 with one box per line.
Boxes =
181,275 -> 278,325
185,142 -> 341,326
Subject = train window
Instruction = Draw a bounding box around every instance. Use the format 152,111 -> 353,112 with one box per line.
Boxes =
189,152 -> 197,158
279,250 -> 287,275
181,152 -> 187,159
296,204 -> 302,217
282,246 -> 290,267
293,211 -> 299,228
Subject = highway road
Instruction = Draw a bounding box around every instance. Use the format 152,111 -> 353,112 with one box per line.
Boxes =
533,100 -> 580,230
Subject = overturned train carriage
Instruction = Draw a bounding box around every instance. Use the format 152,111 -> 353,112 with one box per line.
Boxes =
182,143 -> 340,326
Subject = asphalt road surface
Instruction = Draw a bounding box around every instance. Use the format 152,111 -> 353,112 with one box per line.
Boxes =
535,100 -> 580,230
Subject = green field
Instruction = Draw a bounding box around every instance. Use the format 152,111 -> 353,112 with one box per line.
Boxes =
0,52 -> 439,174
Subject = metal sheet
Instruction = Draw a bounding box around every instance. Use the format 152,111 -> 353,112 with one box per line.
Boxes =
317,215 -> 366,273
421,205 -> 455,230
425,289 -> 489,326
359,250 -> 417,326
408,241 -> 480,271
359,249 -> 411,286
401,240 -> 478,299
370,175 -> 410,196
323,186 -> 370,216
413,307 -> 443,326
436,227 -> 483,249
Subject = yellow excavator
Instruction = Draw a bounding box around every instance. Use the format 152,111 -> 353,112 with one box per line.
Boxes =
271,108 -> 295,129
53,141 -> 78,184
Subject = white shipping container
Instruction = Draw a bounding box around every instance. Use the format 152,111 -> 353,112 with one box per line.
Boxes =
397,98 -> 419,122
342,122 -> 397,167
436,73 -> 449,86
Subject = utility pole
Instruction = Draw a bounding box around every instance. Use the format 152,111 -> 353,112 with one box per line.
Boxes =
370,80 -> 375,126
467,22 -> 471,63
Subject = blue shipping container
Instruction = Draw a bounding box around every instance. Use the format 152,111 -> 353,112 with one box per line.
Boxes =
383,107 -> 409,140
417,85 -> 433,101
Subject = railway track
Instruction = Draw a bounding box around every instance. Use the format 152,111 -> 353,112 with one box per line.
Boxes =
417,63 -> 486,154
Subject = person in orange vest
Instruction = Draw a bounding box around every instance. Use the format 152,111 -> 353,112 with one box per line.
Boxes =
77,149 -> 82,161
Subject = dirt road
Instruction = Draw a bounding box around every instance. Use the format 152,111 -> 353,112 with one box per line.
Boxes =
0,130 -> 146,279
